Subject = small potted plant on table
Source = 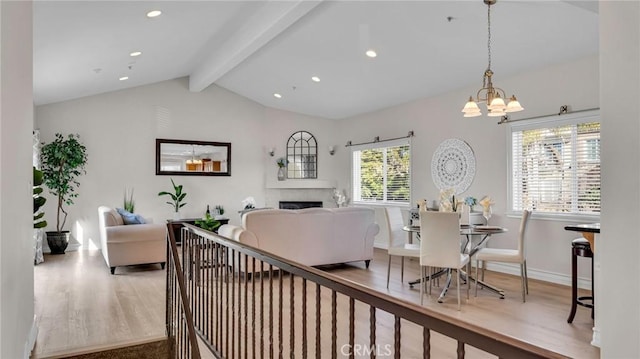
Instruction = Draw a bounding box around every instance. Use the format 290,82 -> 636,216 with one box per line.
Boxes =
158,178 -> 187,220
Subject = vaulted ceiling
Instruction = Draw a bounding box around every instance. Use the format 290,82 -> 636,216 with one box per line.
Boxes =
34,1 -> 598,119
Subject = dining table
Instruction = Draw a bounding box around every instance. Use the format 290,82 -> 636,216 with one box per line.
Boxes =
403,224 -> 508,302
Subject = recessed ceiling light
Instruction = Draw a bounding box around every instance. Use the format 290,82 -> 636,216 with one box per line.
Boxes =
365,49 -> 377,58
119,76 -> 129,81
273,93 -> 282,99
130,51 -> 142,57
311,76 -> 320,82
146,10 -> 162,18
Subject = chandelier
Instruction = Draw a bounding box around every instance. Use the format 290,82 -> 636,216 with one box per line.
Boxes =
461,0 -> 523,118
185,146 -> 202,171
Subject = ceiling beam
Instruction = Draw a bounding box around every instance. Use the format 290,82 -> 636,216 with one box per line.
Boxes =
189,0 -> 322,93
562,1 -> 599,14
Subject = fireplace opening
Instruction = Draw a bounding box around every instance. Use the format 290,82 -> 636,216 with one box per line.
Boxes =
279,201 -> 323,210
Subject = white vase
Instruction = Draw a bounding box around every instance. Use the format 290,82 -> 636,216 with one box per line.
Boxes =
277,167 -> 286,181
173,211 -> 181,220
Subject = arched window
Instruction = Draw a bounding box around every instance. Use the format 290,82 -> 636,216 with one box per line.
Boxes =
286,131 -> 317,179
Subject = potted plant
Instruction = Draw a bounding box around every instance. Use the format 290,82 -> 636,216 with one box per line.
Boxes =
124,188 -> 135,213
276,157 -> 287,181
33,166 -> 47,229
194,212 -> 221,232
41,133 -> 88,254
158,178 -> 187,220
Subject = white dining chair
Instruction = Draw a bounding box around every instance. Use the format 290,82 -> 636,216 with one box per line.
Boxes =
385,207 -> 420,288
419,210 -> 470,310
474,209 -> 532,302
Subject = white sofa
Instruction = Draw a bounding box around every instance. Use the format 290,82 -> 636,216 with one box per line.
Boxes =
98,206 -> 167,274
218,207 -> 380,268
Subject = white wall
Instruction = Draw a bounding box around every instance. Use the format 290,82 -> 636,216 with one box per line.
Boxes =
0,1 -> 36,358
35,78 -> 339,250
335,55 -> 600,284
599,1 -> 640,356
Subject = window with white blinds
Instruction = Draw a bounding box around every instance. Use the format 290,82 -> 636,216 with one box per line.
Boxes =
509,110 -> 600,217
351,138 -> 411,205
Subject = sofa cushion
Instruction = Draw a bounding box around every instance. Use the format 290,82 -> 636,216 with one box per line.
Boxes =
116,208 -> 146,225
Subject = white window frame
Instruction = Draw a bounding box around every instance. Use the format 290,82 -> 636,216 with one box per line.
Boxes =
350,138 -> 412,206
507,109 -> 600,221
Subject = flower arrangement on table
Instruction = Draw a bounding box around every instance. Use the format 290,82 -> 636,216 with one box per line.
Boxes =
241,196 -> 256,210
478,196 -> 494,224
276,157 -> 288,168
438,188 -> 461,212
479,196 -> 494,211
332,188 -> 350,207
464,196 -> 477,211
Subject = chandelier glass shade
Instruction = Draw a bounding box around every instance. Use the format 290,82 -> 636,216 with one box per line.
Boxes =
462,0 -> 523,118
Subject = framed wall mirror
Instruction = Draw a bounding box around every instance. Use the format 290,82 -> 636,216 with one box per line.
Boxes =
286,131 -> 317,179
156,138 -> 231,176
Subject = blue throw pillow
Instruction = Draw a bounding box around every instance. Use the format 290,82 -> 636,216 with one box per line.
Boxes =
116,208 -> 146,225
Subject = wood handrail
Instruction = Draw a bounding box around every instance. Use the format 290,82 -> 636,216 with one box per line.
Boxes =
183,223 -> 568,359
166,223 -> 201,359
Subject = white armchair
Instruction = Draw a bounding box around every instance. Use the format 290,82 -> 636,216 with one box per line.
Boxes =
98,206 -> 167,274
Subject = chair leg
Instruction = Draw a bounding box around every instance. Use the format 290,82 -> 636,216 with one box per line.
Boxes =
567,249 -> 578,323
467,262 -> 471,300
520,263 -> 526,303
474,260 -> 479,297
428,266 -> 432,295
420,266 -> 425,306
386,255 -> 392,289
523,259 -> 529,294
400,257 -> 405,283
456,269 -> 461,311
481,260 -> 486,281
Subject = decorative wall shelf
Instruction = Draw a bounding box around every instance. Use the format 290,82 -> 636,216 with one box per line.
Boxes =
266,179 -> 336,189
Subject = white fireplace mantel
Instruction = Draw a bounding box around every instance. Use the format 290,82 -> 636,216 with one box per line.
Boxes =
266,179 -> 336,189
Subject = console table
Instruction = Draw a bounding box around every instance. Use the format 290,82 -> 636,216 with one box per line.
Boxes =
167,217 -> 229,243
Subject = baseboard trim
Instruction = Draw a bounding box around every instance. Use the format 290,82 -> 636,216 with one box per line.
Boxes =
591,326 -> 601,347
481,261 -> 592,290
25,315 -> 38,359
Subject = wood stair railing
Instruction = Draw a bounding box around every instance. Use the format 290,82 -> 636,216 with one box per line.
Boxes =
167,223 -> 570,359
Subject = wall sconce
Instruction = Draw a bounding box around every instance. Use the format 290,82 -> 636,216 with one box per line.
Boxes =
268,147 -> 275,157
328,146 -> 335,156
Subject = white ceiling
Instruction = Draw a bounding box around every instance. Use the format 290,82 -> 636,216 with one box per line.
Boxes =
33,1 -> 599,120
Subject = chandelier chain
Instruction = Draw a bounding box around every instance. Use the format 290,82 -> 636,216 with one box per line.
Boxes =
482,2 -> 493,88
487,2 -> 492,72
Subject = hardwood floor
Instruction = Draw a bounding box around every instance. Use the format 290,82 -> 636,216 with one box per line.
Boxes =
31,248 -> 598,358
333,251 -> 599,358
32,251 -> 166,358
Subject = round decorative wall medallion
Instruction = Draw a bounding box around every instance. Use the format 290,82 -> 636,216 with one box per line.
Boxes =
431,138 -> 476,194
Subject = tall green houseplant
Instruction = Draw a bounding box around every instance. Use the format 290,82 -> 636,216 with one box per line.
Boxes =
33,166 -> 47,229
41,133 -> 88,254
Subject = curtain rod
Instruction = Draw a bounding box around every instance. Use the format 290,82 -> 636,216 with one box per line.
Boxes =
497,106 -> 600,125
345,131 -> 414,147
